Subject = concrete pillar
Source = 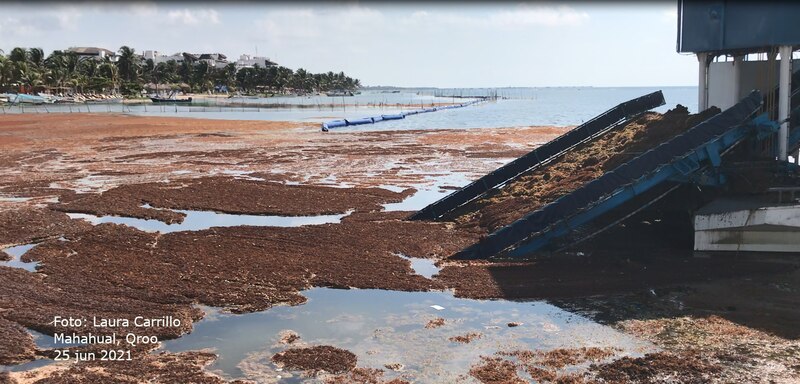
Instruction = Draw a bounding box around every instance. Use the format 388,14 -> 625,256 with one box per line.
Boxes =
733,55 -> 743,102
778,45 -> 792,161
698,53 -> 709,111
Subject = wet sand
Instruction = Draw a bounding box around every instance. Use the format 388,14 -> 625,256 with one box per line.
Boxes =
0,113 -> 798,383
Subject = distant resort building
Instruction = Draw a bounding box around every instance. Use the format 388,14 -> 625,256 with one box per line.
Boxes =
197,53 -> 229,69
235,54 -> 277,70
142,50 -> 276,71
66,47 -> 117,62
142,50 -> 189,64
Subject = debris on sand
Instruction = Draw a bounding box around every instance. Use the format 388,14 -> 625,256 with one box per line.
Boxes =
278,330 -> 301,345
52,176 -> 415,222
425,317 -> 446,329
0,208 -> 91,247
469,356 -> 526,384
272,345 -> 357,374
536,347 -> 619,369
384,363 -> 404,371
7,350 -> 245,384
449,332 -> 483,344
488,347 -> 619,383
500,347 -> 619,369
590,350 -> 721,383
616,315 -> 800,382
324,367 -> 411,384
0,317 -> 37,365
448,106 -> 721,232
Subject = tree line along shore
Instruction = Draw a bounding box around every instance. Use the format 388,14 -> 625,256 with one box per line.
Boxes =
0,46 -> 361,98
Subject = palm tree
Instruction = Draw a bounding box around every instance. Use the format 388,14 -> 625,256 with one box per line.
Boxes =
27,48 -> 45,69
142,58 -> 155,83
116,46 -> 140,83
9,47 -> 26,63
18,63 -> 44,92
293,68 -> 310,93
275,66 -> 294,94
222,62 -> 236,92
99,61 -> 119,93
191,60 -> 212,92
0,55 -> 10,92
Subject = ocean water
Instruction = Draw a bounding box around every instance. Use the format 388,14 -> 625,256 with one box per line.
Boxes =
3,87 -> 697,129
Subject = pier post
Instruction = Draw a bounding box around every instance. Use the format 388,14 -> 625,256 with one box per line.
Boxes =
698,52 -> 709,111
733,55 -> 743,103
778,45 -> 792,161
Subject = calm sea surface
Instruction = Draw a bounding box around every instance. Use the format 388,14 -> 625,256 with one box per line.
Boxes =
3,87 -> 697,129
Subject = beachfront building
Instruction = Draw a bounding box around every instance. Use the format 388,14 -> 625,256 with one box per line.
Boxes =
142,50 -> 190,64
142,50 -> 277,71
235,54 -> 277,70
197,53 -> 229,69
67,46 -> 117,62
142,50 -> 230,68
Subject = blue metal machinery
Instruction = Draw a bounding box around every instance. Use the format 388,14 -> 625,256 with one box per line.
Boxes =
677,2 -> 800,54
410,91 -> 666,221
446,91 -> 766,259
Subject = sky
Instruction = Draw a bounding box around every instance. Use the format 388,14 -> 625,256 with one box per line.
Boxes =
0,1 -> 698,88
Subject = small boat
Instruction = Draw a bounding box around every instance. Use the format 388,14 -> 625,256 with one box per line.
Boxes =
326,90 -> 354,97
10,94 -> 45,105
150,90 -> 192,104
151,96 -> 192,103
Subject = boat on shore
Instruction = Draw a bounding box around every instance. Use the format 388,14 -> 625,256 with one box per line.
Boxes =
326,90 -> 354,97
5,93 -> 46,105
150,90 -> 193,104
151,96 -> 192,103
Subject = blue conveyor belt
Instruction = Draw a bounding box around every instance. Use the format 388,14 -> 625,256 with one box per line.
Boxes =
409,91 -> 666,221
452,90 -> 763,259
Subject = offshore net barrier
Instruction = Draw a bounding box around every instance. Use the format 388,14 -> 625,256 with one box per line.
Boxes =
320,97 -> 490,132
0,99 -> 472,115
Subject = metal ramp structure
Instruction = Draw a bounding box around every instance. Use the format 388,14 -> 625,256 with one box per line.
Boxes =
437,91 -> 765,259
408,91 -> 666,221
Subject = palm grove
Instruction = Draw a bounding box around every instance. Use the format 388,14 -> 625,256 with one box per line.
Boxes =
0,46 -> 361,96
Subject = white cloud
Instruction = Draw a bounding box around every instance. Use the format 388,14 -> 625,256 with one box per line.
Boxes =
410,10 -> 428,19
256,9 -> 319,39
662,9 -> 678,24
0,16 -> 43,39
128,3 -> 158,17
0,6 -> 82,40
54,7 -> 82,30
167,9 -> 220,25
255,6 -> 384,43
400,5 -> 589,31
488,5 -> 590,27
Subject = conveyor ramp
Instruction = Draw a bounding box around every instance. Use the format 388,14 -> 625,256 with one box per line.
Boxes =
408,91 -> 666,221
451,90 -> 764,259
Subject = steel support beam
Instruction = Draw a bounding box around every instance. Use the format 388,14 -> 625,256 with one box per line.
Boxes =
733,55 -> 743,103
779,45 -> 793,161
698,52 -> 709,111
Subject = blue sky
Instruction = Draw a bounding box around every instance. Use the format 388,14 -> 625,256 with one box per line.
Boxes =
0,1 -> 696,88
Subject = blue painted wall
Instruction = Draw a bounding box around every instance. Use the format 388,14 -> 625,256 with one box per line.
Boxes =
678,1 -> 800,53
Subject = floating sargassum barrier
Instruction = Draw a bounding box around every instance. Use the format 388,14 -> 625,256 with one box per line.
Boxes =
321,97 -> 488,131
